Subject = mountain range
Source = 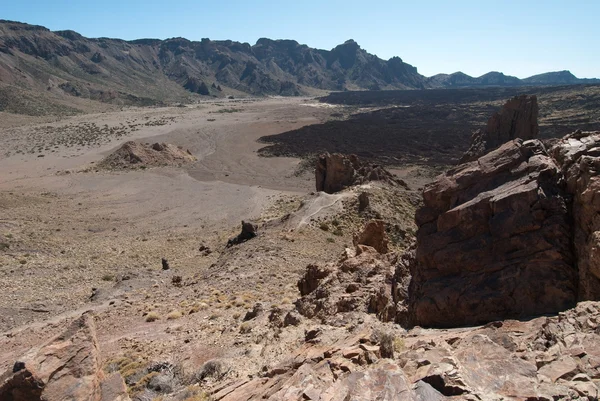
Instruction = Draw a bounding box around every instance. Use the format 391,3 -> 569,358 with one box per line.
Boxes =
0,19 -> 598,109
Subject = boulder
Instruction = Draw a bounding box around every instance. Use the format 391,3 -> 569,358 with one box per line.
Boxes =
0,312 -> 130,401
353,219 -> 389,254
460,95 -> 539,163
551,131 -> 600,300
408,139 -> 577,327
226,221 -> 257,247
315,153 -> 406,194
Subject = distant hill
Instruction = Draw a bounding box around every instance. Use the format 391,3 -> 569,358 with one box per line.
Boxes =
428,70 -> 598,88
0,19 -> 597,114
522,70 -> 600,85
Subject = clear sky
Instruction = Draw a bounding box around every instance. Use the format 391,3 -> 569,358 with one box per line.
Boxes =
1,0 -> 598,79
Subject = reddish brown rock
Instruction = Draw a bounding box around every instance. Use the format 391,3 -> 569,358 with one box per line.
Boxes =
551,131 -> 600,301
0,313 -> 131,401
353,219 -> 389,254
295,248 -> 397,323
409,139 -> 576,327
460,95 -> 539,163
315,153 -> 406,194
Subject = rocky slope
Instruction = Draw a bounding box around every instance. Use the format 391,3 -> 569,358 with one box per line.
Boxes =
0,20 -> 425,107
1,19 -> 598,116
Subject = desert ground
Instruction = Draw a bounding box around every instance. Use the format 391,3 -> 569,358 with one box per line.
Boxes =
2,86 -> 600,400
0,96 -> 421,397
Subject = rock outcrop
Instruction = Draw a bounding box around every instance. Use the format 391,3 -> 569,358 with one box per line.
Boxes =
211,301 -> 600,400
353,219 -> 389,254
404,128 -> 600,328
551,131 -> 600,300
0,312 -> 130,401
212,329 -> 447,401
315,153 -> 406,194
98,141 -> 196,170
460,95 -> 539,163
408,139 -> 577,327
295,247 -> 397,323
226,221 -> 258,247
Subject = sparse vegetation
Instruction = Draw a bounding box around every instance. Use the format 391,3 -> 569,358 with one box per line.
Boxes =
145,312 -> 161,322
166,310 -> 183,320
214,108 -> 242,114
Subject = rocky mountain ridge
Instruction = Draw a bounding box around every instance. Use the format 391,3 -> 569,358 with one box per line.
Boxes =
0,19 -> 597,111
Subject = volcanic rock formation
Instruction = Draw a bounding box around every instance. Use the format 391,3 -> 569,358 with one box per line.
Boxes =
353,219 -> 389,254
98,141 -> 196,169
409,139 -> 576,327
551,130 -> 600,300
295,246 -> 397,324
0,313 -> 130,401
226,220 -> 258,247
406,131 -> 600,328
315,153 -> 406,194
460,94 -> 539,163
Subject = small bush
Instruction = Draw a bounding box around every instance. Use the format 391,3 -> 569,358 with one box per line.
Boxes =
0,243 -> 9,251
319,222 -> 329,231
373,330 -> 396,359
195,360 -> 225,382
145,312 -> 161,322
166,310 -> 182,320
102,274 -> 115,281
239,322 -> 252,334
393,337 -> 405,353
326,237 -> 335,243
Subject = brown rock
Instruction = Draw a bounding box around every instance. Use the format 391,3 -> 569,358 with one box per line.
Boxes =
551,131 -> 600,300
353,219 -> 388,254
295,249 -> 395,322
226,220 -> 258,247
358,191 -> 370,212
315,153 -> 406,194
409,139 -> 577,327
100,373 -> 130,401
0,313 -> 129,401
537,356 -> 580,382
460,95 -> 539,163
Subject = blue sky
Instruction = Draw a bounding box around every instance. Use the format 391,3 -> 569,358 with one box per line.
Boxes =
1,0 -> 598,78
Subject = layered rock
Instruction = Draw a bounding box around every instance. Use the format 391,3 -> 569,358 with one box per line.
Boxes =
0,313 -> 130,401
212,329 -> 447,401
551,131 -> 600,300
460,95 -> 539,163
409,139 -> 577,327
212,301 -> 600,400
315,153 -> 406,194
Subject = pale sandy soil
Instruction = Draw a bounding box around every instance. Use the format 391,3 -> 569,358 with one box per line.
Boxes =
0,97 -> 356,374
